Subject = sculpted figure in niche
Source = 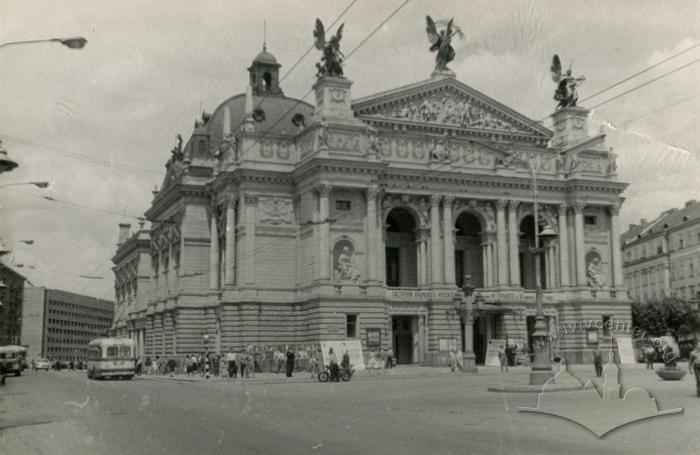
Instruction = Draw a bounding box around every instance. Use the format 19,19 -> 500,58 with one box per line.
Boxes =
336,246 -> 360,282
587,257 -> 607,288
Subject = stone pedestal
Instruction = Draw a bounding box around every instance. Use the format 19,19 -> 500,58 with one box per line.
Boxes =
550,106 -> 591,149
313,76 -> 354,120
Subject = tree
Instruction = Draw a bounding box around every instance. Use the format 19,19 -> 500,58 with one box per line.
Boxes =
632,297 -> 700,347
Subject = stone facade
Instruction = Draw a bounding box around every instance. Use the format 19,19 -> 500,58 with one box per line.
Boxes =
111,47 -> 631,366
622,200 -> 700,302
0,264 -> 26,346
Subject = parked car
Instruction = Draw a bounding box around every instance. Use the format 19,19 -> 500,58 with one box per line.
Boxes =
35,358 -> 51,371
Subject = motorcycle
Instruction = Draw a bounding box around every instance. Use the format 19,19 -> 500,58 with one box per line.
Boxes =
318,365 -> 354,382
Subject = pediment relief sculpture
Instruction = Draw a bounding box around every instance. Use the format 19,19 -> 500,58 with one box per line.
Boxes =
381,194 -> 429,227
363,91 -> 525,132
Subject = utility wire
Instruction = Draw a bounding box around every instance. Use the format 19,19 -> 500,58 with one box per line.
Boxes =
616,93 -> 700,127
588,57 -> 700,111
4,187 -> 143,220
579,41 -> 700,104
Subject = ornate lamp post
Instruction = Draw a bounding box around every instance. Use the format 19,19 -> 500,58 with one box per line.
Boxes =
526,155 -> 559,385
451,274 -> 478,373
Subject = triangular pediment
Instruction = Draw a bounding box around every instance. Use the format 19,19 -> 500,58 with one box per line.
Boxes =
352,77 -> 552,139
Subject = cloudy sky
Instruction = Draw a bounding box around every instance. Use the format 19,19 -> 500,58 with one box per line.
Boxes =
0,0 -> 698,299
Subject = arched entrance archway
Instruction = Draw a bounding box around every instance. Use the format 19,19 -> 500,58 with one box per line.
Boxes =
519,215 -> 547,289
385,207 -> 418,287
454,211 -> 484,288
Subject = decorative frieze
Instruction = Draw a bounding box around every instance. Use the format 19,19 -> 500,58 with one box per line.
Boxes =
258,140 -> 294,160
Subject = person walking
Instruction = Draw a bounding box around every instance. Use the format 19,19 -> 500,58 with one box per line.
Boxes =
690,345 -> 700,397
328,348 -> 339,382
285,346 -> 296,378
498,347 -> 508,373
593,348 -> 603,378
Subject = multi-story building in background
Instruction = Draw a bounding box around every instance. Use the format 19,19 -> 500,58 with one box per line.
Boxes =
622,199 -> 700,303
111,45 -> 631,365
21,287 -> 114,362
0,263 -> 26,345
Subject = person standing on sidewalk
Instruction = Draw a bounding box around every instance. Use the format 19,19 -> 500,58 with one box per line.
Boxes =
593,348 -> 603,378
286,346 -> 296,378
498,347 -> 508,373
644,344 -> 655,370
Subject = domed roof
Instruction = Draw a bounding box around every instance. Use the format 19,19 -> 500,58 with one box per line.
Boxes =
205,92 -> 314,143
253,46 -> 278,65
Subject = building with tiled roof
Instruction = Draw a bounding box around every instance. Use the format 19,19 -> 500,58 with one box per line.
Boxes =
621,199 -> 700,302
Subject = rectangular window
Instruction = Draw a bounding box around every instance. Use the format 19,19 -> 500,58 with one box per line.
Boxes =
584,216 -> 598,226
346,315 -> 357,339
106,346 -> 119,358
657,245 -> 663,254
335,200 -> 351,211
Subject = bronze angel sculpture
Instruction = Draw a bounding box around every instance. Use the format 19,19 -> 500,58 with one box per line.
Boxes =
313,19 -> 345,78
551,55 -> 586,109
425,16 -> 464,73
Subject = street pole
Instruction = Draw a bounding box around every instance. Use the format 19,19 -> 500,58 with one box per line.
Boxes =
458,277 -> 477,373
528,157 -> 554,385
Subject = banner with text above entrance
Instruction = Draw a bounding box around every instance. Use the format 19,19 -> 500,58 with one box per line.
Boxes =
320,340 -> 366,371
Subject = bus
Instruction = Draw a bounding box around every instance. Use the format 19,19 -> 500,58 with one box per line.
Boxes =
0,345 -> 27,377
86,338 -> 136,380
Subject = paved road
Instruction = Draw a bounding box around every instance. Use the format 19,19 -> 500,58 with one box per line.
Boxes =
1,366 -> 699,454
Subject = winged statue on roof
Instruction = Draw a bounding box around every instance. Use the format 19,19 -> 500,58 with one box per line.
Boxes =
425,16 -> 464,74
313,19 -> 345,78
551,55 -> 586,109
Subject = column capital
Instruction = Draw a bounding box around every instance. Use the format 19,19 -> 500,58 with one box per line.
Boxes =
243,194 -> 258,206
557,203 -> 568,216
443,195 -> 455,207
314,183 -> 333,196
429,194 -> 442,207
608,203 -> 621,216
507,200 -> 520,210
365,185 -> 380,201
496,199 -> 508,210
225,193 -> 238,207
572,202 -> 585,213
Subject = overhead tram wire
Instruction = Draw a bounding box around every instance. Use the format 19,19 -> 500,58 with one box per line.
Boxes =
233,0 -> 413,164
578,41 -> 700,105
215,0 -> 359,140
587,57 -> 700,111
2,134 -> 164,178
5,187 -> 143,220
44,1 -> 412,291
518,41 -> 700,128
0,1 -> 360,186
616,93 -> 700,127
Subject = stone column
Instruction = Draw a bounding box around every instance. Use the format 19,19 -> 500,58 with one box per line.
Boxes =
316,183 -> 332,281
508,201 -> 520,287
419,237 -> 428,285
496,200 -> 508,287
416,238 -> 423,286
609,204 -> 624,287
209,205 -> 219,290
482,243 -> 489,286
573,203 -> 586,286
365,186 -> 379,282
243,194 -> 257,285
443,196 -> 456,286
557,204 -> 571,286
430,195 -> 443,285
224,195 -> 236,286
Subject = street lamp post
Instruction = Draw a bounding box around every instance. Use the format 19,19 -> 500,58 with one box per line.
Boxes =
527,155 -> 559,385
452,275 -> 478,373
